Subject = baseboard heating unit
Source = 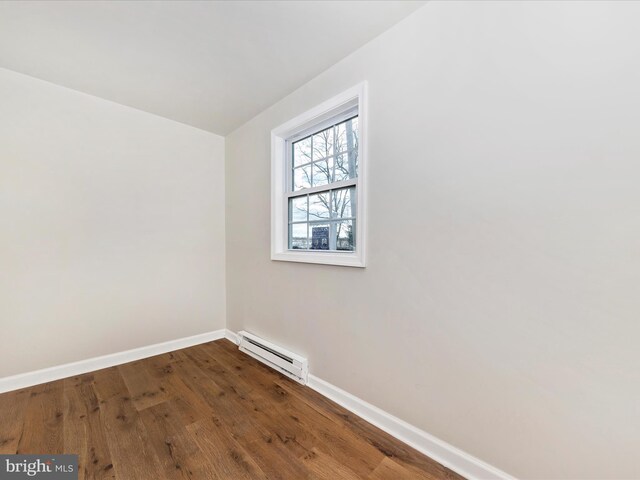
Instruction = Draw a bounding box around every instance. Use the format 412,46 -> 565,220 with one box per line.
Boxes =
236,331 -> 308,384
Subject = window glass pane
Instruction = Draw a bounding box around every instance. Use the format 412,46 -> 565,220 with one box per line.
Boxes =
312,128 -> 333,160
293,165 -> 311,191
335,220 -> 355,251
293,137 -> 312,167
312,158 -> 333,187
350,116 -> 359,147
289,195 -> 308,222
331,187 -> 355,219
334,150 -> 358,182
334,154 -> 348,182
309,192 -> 330,220
289,223 -> 308,250
349,149 -> 359,178
335,117 -> 358,154
310,224 -> 330,250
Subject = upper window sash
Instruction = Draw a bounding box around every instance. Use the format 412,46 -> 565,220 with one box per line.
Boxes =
287,113 -> 359,195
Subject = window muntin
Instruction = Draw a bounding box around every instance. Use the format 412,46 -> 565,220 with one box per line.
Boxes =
287,115 -> 358,252
288,115 -> 358,252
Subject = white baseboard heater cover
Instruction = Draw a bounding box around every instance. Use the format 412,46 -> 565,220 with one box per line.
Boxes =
237,331 -> 308,385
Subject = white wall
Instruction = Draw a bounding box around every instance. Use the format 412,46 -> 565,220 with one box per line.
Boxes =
0,67 -> 225,378
225,2 -> 640,478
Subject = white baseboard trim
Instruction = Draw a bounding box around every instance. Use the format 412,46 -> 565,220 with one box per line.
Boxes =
224,329 -> 239,344
0,329 -> 226,394
2,327 -> 513,479
307,374 -> 515,480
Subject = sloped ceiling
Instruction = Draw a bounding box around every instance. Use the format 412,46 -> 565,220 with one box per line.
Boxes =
0,1 -> 425,134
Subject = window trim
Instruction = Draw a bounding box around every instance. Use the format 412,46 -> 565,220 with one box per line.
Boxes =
271,82 -> 367,267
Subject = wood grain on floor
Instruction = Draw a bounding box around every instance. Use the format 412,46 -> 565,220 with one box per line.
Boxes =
0,339 -> 464,480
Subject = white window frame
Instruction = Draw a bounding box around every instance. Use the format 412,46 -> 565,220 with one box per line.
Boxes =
271,82 -> 367,267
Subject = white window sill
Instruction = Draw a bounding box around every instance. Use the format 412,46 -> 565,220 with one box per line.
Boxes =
271,250 -> 365,268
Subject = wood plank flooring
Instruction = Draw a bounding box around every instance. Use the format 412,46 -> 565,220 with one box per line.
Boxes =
0,339 -> 464,479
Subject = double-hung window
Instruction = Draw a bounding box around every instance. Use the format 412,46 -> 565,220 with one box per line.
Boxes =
271,83 -> 367,267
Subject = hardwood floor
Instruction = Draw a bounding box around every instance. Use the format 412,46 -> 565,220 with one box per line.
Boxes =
0,339 -> 464,479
